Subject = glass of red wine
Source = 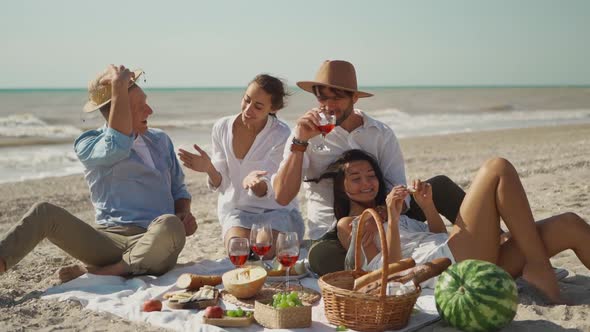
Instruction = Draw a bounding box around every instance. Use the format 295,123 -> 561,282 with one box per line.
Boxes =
276,232 -> 299,291
228,237 -> 249,268
313,109 -> 336,153
250,222 -> 273,266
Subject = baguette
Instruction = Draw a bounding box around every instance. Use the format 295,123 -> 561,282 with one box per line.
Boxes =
176,273 -> 222,290
357,258 -> 452,294
266,269 -> 300,277
411,258 -> 452,286
352,258 -> 415,291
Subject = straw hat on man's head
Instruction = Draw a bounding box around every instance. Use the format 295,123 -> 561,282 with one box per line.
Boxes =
296,60 -> 373,98
83,68 -> 144,113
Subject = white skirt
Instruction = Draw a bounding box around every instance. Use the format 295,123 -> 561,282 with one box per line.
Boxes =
220,208 -> 305,240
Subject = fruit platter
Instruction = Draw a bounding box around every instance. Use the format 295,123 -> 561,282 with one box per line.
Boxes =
202,306 -> 255,327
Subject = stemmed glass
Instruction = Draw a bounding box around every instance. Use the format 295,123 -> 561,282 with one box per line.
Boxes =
228,237 -> 250,268
276,232 -> 300,291
250,222 -> 273,267
313,109 -> 336,153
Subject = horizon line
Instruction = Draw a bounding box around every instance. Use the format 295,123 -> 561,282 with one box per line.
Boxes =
1,84 -> 590,91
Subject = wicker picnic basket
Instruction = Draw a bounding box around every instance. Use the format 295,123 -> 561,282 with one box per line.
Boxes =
318,208 -> 421,332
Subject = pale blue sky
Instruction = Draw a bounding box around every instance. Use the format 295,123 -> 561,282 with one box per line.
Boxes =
1,0 -> 589,88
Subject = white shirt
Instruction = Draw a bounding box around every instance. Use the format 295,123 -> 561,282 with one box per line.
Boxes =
278,109 -> 408,240
346,215 -> 453,289
209,115 -> 299,225
132,135 -> 156,169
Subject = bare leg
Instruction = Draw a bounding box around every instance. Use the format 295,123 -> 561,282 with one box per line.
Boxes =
448,158 -> 561,302
498,212 -> 590,275
0,257 -> 5,274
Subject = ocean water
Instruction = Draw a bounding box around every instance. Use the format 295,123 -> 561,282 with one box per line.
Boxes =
1,87 -> 589,184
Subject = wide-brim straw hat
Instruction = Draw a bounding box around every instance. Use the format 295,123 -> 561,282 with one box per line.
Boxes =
296,60 -> 373,98
83,69 -> 144,113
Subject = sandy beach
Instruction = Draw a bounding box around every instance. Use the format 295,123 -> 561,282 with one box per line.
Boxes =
1,123 -> 589,331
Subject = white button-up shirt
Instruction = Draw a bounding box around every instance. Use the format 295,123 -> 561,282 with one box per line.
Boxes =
278,109 -> 408,240
209,115 -> 299,226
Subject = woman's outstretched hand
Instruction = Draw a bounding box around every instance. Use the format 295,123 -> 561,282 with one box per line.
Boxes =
386,185 -> 409,222
178,144 -> 213,173
410,179 -> 434,210
242,170 -> 269,197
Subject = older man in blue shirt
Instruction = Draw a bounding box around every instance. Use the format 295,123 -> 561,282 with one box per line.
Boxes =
0,65 -> 197,281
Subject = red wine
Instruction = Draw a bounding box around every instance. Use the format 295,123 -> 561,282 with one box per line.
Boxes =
278,254 -> 299,268
318,123 -> 335,136
229,254 -> 248,267
252,243 -> 271,257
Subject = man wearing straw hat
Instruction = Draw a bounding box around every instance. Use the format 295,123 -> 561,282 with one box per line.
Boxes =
273,60 -> 465,275
0,64 -> 196,281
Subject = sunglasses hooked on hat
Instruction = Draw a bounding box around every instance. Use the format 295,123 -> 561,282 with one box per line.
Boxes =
83,68 -> 144,113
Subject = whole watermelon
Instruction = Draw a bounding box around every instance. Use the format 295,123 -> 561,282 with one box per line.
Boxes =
435,259 -> 518,332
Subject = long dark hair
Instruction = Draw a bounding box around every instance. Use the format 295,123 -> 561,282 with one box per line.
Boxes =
306,149 -> 387,220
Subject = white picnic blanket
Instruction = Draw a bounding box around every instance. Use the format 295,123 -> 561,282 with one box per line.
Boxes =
42,259 -> 440,332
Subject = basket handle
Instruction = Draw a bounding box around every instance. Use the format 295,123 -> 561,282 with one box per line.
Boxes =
353,208 -> 389,297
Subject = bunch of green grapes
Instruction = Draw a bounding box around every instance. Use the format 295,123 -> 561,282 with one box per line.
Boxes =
272,291 -> 303,309
226,307 -> 252,318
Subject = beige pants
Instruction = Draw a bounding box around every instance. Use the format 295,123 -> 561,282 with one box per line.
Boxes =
0,202 -> 186,276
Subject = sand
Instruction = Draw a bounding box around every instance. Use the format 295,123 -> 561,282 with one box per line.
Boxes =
1,123 -> 589,331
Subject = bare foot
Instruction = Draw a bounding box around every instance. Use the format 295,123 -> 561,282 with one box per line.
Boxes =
86,260 -> 129,277
522,263 -> 563,304
57,264 -> 88,283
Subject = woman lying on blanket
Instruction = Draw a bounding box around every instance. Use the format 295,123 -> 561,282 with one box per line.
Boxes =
317,149 -> 590,303
178,74 -> 304,257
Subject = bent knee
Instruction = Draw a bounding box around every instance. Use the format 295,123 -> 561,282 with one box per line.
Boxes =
150,215 -> 186,241
482,157 -> 516,176
561,212 -> 588,229
25,202 -> 63,223
30,201 -> 59,214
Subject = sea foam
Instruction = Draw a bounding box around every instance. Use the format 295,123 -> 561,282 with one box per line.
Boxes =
0,114 -> 82,138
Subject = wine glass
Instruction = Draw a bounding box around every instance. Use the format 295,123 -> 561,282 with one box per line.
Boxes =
276,232 -> 299,292
250,222 -> 273,266
313,109 -> 336,153
228,237 -> 250,268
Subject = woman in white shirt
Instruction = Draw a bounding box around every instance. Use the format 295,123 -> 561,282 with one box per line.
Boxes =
178,75 -> 303,256
320,149 -> 590,303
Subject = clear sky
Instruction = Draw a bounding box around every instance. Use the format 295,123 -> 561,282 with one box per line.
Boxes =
1,0 -> 589,88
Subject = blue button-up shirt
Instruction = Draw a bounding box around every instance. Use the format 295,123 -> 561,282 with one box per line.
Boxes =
74,126 -> 191,229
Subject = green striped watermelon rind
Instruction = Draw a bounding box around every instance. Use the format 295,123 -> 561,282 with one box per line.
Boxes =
434,259 -> 518,332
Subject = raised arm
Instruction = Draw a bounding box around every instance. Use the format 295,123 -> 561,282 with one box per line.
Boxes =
103,65 -> 135,136
377,127 -> 410,209
274,109 -> 322,205
178,144 -> 222,188
274,144 -> 306,205
75,65 -> 137,167
410,180 -> 447,234
385,186 -> 406,264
